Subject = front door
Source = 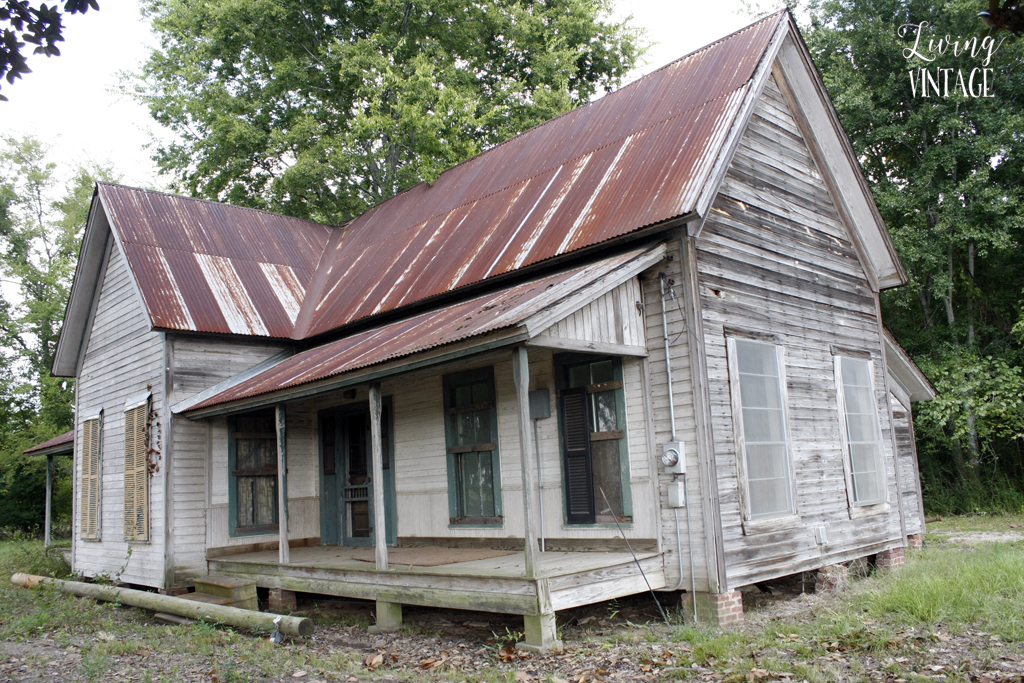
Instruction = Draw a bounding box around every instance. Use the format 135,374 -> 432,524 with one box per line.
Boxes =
320,403 -> 396,546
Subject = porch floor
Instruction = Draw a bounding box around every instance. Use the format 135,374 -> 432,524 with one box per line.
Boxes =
208,545 -> 666,615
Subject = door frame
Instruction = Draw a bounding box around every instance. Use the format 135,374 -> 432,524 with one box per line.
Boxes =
318,398 -> 397,547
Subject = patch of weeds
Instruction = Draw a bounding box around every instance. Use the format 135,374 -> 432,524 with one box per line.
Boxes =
0,539 -> 71,578
856,543 -> 1024,640
490,626 -> 524,648
78,651 -> 111,683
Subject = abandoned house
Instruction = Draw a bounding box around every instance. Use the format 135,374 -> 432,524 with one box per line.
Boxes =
48,11 -> 936,651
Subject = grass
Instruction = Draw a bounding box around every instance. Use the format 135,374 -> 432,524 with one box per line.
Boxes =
0,538 -> 70,581
2,532 -> 1024,681
927,511 -> 1024,532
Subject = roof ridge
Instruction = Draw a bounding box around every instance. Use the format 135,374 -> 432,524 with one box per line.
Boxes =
97,181 -> 343,230
354,11 -> 789,215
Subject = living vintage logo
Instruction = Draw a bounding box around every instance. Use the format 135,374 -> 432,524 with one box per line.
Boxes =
899,21 -> 1005,97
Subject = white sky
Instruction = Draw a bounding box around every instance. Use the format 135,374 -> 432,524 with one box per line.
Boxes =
2,0 -> 760,189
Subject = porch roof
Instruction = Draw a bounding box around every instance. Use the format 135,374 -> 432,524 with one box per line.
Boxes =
177,244 -> 665,417
23,430 -> 74,457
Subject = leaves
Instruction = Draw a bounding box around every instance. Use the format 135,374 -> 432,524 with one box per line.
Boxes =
130,0 -> 643,225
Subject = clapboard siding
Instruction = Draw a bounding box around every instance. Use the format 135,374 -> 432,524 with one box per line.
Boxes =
640,242 -> 712,592
75,242 -> 166,586
891,393 -> 925,536
537,278 -> 646,349
170,336 -> 290,583
379,347 -> 658,541
699,75 -> 903,590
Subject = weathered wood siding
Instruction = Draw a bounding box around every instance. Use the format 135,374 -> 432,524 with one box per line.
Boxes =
74,242 -> 166,586
536,278 -> 646,349
891,392 -> 925,536
640,245 -> 714,592
169,336 -> 289,583
378,346 -> 659,542
698,74 -> 904,589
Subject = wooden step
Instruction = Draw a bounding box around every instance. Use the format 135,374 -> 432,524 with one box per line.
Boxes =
179,592 -> 233,607
193,575 -> 257,603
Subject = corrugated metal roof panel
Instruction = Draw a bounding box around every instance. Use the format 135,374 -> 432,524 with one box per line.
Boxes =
99,184 -> 333,337
23,430 -> 75,456
185,246 -> 659,412
96,13 -> 784,341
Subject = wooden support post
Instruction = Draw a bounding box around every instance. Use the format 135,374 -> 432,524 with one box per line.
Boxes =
369,383 -> 388,571
372,600 -> 402,632
275,404 -> 289,565
513,346 -> 539,579
44,455 -> 52,549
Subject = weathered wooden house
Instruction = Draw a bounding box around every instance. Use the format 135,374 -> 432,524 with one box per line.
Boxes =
52,12 -> 935,650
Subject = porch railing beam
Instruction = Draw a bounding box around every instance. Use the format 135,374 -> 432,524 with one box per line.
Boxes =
513,346 -> 540,579
44,454 -> 52,549
275,404 -> 290,564
369,383 -> 388,571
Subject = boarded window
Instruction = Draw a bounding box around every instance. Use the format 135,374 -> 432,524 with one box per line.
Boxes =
230,412 -> 278,534
836,357 -> 886,505
444,368 -> 501,525
80,416 -> 102,540
728,339 -> 794,520
123,401 -> 150,541
559,357 -> 630,525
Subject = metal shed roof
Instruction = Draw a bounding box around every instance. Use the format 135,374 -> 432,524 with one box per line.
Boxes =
91,12 -> 785,342
23,430 -> 75,456
182,246 -> 662,414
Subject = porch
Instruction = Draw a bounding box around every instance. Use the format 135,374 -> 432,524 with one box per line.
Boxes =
208,544 -> 666,642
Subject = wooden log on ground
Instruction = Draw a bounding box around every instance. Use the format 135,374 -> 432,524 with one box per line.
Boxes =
10,573 -> 313,636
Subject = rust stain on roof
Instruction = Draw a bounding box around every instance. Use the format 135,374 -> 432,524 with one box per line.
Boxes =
96,13 -> 784,341
185,247 -> 657,412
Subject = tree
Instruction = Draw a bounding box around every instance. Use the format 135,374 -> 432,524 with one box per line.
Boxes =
0,135 -> 115,532
130,0 -> 643,223
803,0 -> 1024,511
0,0 -> 99,101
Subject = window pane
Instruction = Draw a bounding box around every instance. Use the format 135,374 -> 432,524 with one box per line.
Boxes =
455,385 -> 473,407
471,381 -> 489,405
741,407 -> 785,442
736,340 -> 778,376
734,341 -> 792,519
592,391 -> 618,432
839,358 -> 884,504
473,409 -> 491,444
458,452 -> 495,518
238,475 -> 276,528
592,440 -> 622,519
591,360 -> 614,384
569,365 -> 591,389
850,444 -> 881,502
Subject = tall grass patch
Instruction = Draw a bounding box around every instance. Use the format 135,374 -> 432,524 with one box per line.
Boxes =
0,539 -> 70,579
860,543 -> 1024,639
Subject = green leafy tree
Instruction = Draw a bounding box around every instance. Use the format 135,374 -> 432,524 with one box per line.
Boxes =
0,135 -> 115,533
802,0 -> 1024,511
130,0 -> 643,223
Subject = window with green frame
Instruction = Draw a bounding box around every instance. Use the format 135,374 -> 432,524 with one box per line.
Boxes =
229,411 -> 278,536
556,355 -> 632,525
443,367 -> 502,525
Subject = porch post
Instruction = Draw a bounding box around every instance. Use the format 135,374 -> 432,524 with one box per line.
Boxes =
275,404 -> 289,564
368,383 -> 388,571
44,454 -> 52,548
512,346 -> 539,579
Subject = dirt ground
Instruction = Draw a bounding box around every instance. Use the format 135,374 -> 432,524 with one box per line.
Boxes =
3,530 -> 1024,682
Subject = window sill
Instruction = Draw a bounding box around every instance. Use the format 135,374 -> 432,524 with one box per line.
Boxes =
231,525 -> 279,538
447,523 -> 504,530
562,522 -> 634,530
741,514 -> 801,536
848,502 -> 889,519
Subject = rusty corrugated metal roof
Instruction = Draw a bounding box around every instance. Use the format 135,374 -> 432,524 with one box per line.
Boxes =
96,13 -> 784,342
184,247 -> 658,412
98,183 -> 334,337
23,430 -> 74,456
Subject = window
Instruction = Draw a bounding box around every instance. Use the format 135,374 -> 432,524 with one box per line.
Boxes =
229,411 -> 278,535
80,415 -> 102,541
123,399 -> 150,542
727,338 -> 795,520
443,368 -> 502,525
557,356 -> 630,525
835,356 -> 886,505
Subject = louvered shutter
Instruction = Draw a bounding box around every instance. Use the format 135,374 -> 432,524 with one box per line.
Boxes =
561,387 -> 595,524
81,418 -> 101,540
123,403 -> 149,541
